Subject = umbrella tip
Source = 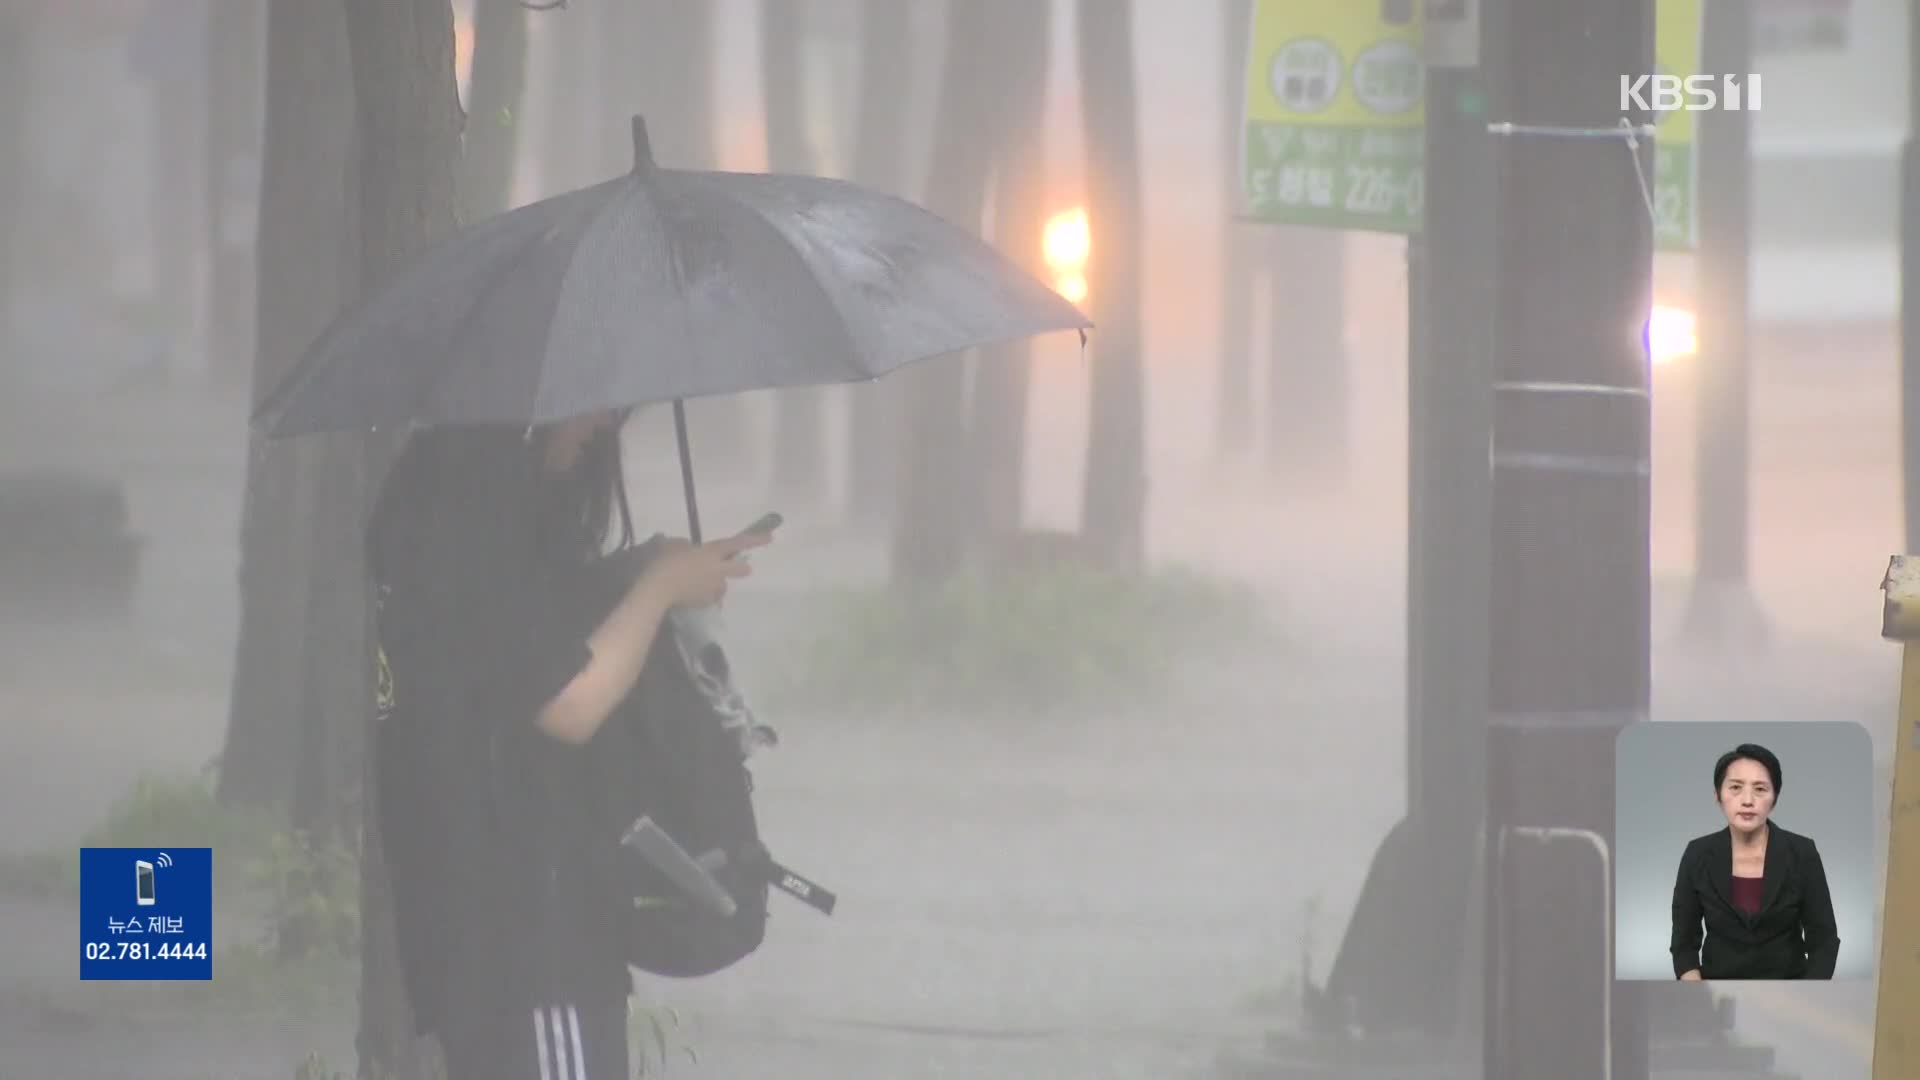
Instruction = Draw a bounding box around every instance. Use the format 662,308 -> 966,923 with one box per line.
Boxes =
631,115 -> 655,175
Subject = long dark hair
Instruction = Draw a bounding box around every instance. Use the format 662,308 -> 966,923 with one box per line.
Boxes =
368,420 -> 634,583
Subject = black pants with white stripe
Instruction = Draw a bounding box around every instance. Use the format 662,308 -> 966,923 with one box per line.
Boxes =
440,997 -> 629,1080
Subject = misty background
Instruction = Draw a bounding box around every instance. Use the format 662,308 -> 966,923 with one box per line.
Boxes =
0,0 -> 1908,1077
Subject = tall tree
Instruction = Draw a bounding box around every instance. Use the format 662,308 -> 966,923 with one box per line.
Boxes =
133,0 -> 211,377
460,0 -> 530,222
217,0 -> 359,813
0,5 -> 35,379
1076,0 -> 1148,566
526,0 -> 595,195
203,0 -> 265,383
972,0 -> 1052,536
890,0 -> 1007,582
594,0 -> 716,173
843,0 -> 917,523
340,1 -> 462,1076
761,0 -> 831,503
1215,0 -> 1258,456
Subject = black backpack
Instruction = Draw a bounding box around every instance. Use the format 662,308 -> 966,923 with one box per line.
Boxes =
573,544 -> 773,978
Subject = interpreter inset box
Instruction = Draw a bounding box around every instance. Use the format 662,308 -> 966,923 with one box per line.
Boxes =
1613,722 -> 1875,982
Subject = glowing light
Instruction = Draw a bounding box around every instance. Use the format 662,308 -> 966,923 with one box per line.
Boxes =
1043,207 -> 1091,274
1054,273 -> 1089,304
1647,305 -> 1698,365
454,9 -> 476,107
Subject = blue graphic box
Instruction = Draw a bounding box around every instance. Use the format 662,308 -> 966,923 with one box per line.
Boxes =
79,847 -> 213,980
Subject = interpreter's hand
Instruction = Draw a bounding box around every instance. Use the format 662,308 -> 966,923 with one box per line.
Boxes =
632,532 -> 772,609
1679,969 -> 1703,982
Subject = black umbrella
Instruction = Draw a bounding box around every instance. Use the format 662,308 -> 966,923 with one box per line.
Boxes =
255,116 -> 1090,540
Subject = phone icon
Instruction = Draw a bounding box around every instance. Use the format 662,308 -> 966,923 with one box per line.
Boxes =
135,860 -> 156,906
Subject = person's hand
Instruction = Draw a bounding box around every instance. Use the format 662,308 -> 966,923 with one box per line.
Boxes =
631,532 -> 772,609
1679,969 -> 1703,982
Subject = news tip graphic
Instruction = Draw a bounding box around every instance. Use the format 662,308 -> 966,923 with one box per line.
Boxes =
79,848 -> 212,981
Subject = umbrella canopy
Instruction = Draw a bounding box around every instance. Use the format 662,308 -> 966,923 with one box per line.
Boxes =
254,116 -> 1090,439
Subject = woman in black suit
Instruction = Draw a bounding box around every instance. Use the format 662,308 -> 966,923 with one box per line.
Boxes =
1670,743 -> 1840,980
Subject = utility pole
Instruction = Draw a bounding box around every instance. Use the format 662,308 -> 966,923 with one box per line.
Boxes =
1403,0 -> 1494,1045
1309,0 -> 1495,1049
1481,0 -> 1651,1078
1685,0 -> 1765,644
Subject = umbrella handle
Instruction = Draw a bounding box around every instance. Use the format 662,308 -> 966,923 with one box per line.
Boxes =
673,399 -> 702,544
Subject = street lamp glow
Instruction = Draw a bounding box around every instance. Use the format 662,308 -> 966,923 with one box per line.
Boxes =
1054,272 -> 1088,304
1043,207 -> 1090,274
1647,305 -> 1698,365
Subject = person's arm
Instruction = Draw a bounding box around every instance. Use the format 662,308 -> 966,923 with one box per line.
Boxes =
1672,843 -> 1704,980
532,533 -> 767,746
1798,841 -> 1840,979
533,574 -> 673,745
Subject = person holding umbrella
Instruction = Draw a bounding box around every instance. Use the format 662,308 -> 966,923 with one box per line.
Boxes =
367,411 -> 769,1079
255,115 -> 1088,1079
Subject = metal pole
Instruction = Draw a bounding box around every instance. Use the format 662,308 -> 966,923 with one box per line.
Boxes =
1312,0 -> 1494,1042
1404,4 -> 1494,1043
1685,0 -> 1764,643
1480,0 -> 1652,1075
674,398 -> 703,543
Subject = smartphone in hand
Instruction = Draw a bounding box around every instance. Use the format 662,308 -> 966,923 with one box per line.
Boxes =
739,512 -> 783,538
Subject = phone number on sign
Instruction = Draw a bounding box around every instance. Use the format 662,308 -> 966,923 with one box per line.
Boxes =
85,941 -> 208,961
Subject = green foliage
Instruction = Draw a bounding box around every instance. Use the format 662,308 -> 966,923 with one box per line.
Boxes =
293,1053 -> 349,1080
0,771 -> 276,900
84,772 -> 272,856
772,564 -> 1269,712
248,829 -> 362,960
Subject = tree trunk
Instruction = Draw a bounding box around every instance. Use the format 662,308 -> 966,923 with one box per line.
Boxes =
1076,0 -> 1148,567
144,2 -> 211,379
217,0 -> 358,813
844,0 -> 917,524
889,0 -> 1004,584
340,1 -> 463,1076
761,0 -> 831,504
1216,0 -> 1257,456
586,0 -> 718,178
204,0 -> 265,384
527,1 -> 595,195
0,7 -> 33,378
972,0 -> 1052,536
460,0 -> 529,222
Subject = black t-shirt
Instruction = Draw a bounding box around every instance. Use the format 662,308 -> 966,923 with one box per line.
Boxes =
368,435 -> 632,1034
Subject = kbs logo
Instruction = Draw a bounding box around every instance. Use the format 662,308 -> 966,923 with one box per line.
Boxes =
1619,73 -> 1763,113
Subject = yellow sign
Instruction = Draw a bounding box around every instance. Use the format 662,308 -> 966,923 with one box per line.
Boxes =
1241,0 -> 1425,231
1238,0 -> 1703,247
1652,0 -> 1701,250
1244,1 -> 1424,128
